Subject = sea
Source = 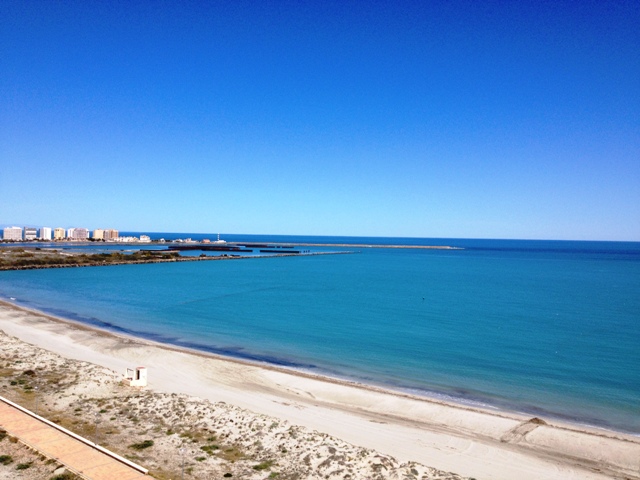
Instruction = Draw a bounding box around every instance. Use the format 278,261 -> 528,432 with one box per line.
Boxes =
1,234 -> 639,434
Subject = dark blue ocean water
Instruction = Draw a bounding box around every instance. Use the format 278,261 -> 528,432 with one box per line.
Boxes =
1,236 -> 639,434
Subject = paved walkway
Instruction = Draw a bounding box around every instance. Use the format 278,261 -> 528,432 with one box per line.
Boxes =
0,397 -> 148,480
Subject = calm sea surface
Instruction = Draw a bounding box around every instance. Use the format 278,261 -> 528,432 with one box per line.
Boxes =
1,235 -> 639,434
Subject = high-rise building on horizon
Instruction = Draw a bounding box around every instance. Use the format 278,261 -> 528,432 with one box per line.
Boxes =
39,227 -> 52,241
54,228 -> 66,240
93,229 -> 105,240
3,226 -> 22,241
68,227 -> 89,241
23,227 -> 37,241
104,229 -> 119,241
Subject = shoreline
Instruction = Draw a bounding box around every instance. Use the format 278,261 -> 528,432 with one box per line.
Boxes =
0,300 -> 638,479
3,297 -> 634,437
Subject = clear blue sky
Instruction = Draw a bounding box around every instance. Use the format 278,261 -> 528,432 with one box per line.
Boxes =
1,0 -> 638,240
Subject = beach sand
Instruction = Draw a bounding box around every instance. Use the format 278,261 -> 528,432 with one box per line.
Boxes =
0,301 -> 638,480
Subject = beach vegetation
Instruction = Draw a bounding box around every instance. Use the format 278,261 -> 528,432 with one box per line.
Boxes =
0,430 -> 6,442
253,460 -> 274,471
129,440 -> 154,450
223,474 -> 232,478
0,248 -> 183,270
195,456 -> 206,461
16,461 -> 32,469
50,474 -> 80,480
0,455 -> 12,465
220,446 -> 244,462
200,444 -> 219,454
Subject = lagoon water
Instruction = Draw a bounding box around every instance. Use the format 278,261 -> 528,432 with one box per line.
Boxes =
1,236 -> 639,434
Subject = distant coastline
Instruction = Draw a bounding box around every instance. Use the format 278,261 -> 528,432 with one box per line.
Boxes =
0,247 -> 354,271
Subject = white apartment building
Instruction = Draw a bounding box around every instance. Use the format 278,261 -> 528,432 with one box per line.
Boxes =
3,226 -> 22,241
23,227 -> 38,241
54,228 -> 66,240
67,228 -> 89,241
39,227 -> 52,241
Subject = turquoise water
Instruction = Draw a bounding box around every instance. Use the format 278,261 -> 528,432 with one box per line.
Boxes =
1,236 -> 639,433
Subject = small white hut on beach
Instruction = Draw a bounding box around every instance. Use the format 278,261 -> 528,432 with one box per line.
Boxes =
124,366 -> 147,387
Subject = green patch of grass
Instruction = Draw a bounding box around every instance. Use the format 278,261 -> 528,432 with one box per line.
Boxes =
195,456 -> 206,462
253,460 -> 274,471
0,455 -> 13,465
200,444 -> 219,454
128,440 -> 154,450
220,446 -> 243,462
16,461 -> 32,470
50,474 -> 79,480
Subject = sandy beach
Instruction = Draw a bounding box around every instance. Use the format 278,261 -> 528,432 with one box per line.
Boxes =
0,300 -> 638,480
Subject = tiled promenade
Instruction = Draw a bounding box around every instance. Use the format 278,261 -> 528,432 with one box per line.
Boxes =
0,396 -> 148,479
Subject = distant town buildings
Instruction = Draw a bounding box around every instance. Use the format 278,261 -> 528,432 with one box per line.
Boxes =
3,227 -> 23,241
39,227 -> 52,241
103,229 -> 119,241
67,228 -> 89,241
113,234 -> 149,243
2,225 -> 152,243
23,227 -> 38,241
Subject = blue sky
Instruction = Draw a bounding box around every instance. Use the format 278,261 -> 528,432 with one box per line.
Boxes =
1,0 -> 639,240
